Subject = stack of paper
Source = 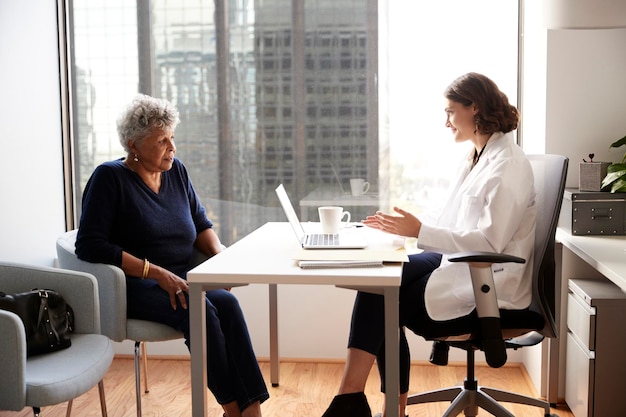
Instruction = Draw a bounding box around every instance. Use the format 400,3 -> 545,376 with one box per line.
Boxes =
298,260 -> 383,269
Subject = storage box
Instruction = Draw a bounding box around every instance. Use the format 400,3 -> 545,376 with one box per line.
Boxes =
559,188 -> 626,235
579,162 -> 611,192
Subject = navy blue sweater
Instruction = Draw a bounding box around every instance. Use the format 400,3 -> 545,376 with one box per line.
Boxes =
75,158 -> 213,280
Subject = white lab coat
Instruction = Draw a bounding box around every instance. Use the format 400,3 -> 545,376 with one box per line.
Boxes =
417,131 -> 536,321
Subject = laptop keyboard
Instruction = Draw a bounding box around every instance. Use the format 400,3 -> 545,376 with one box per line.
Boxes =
306,233 -> 339,246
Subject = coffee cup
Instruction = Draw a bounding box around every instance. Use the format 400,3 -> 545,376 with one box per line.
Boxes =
350,178 -> 370,196
318,206 -> 351,234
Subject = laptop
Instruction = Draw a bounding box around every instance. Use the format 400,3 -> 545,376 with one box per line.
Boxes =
275,184 -> 368,249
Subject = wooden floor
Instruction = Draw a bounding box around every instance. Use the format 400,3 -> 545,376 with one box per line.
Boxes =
1,357 -> 574,417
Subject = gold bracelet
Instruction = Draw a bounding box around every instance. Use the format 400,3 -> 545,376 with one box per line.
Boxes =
142,259 -> 150,279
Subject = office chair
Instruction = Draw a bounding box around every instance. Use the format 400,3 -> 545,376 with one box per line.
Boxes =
56,230 -> 209,417
0,262 -> 114,417
406,154 -> 568,417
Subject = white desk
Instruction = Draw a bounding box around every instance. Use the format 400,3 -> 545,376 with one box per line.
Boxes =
556,228 -> 626,292
187,222 -> 404,417
547,228 -> 626,405
299,186 -> 382,221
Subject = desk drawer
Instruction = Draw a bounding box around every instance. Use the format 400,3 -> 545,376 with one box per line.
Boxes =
567,291 -> 596,350
565,332 -> 595,417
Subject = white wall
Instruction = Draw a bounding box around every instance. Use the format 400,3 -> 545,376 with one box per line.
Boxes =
545,28 -> 626,187
521,0 -> 626,398
0,1 -> 66,266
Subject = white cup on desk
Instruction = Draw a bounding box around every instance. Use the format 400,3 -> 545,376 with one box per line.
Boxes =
318,206 -> 351,234
350,178 -> 370,196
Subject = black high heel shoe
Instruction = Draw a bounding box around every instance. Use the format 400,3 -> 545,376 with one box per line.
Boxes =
321,392 -> 372,417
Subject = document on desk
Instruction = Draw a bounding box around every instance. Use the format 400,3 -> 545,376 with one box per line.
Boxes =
294,248 -> 408,263
293,228 -> 410,263
298,259 -> 384,269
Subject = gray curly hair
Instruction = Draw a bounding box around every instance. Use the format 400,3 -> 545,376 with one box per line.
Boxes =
117,94 -> 180,153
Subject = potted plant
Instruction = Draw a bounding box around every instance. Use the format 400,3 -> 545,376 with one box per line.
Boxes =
601,135 -> 626,193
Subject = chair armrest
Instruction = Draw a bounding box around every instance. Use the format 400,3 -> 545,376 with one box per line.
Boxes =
0,310 -> 26,410
57,231 -> 127,341
188,247 -> 211,269
0,262 -> 101,334
188,244 -> 227,269
448,251 -> 526,317
448,251 -> 525,264
448,251 -> 525,368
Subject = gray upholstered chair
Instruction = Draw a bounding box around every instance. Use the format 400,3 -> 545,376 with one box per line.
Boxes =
0,261 -> 114,417
406,154 -> 568,417
56,230 -> 208,417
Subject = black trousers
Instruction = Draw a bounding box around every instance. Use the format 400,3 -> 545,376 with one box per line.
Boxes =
348,252 -> 477,393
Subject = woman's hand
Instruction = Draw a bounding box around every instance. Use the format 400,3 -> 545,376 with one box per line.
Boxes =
122,252 -> 190,310
152,266 -> 189,310
362,206 -> 422,238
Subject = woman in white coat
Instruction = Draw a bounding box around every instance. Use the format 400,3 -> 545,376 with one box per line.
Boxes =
320,72 -> 536,417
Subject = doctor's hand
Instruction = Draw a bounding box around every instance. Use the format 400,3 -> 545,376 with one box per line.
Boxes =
362,206 -> 422,238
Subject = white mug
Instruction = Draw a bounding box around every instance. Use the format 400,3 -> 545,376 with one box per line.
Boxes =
318,206 -> 351,234
350,178 -> 370,196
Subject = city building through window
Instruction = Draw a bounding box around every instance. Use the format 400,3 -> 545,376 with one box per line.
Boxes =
67,0 -> 518,245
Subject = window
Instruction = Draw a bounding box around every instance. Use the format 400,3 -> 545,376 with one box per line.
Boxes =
66,0 -> 518,245
388,1 -> 519,215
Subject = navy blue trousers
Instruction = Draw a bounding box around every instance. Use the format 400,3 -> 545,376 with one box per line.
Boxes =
349,252 -> 477,394
126,279 -> 269,412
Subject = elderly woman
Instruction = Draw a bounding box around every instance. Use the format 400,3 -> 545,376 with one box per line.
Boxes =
75,94 -> 269,417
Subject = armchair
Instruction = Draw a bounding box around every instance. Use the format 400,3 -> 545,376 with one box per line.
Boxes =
0,261 -> 114,417
56,230 -> 209,417
407,154 -> 568,417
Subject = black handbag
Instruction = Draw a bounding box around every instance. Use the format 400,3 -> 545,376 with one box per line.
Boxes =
0,289 -> 74,356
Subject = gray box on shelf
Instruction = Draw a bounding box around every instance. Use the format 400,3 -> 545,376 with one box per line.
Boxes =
579,162 -> 611,192
559,188 -> 626,235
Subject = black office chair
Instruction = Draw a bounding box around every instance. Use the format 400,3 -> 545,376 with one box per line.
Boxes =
406,154 -> 568,417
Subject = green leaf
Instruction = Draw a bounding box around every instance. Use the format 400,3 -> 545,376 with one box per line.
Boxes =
601,163 -> 626,189
609,135 -> 626,149
610,178 -> 626,193
607,162 -> 626,173
608,135 -> 626,163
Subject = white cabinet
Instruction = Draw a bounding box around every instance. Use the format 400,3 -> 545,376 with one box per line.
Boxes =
565,279 -> 626,417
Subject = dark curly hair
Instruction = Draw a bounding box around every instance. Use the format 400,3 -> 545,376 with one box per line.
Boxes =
444,72 -> 519,134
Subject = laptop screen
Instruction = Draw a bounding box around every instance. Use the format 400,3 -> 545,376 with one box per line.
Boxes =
275,184 -> 306,242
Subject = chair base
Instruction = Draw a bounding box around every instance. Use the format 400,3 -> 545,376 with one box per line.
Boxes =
407,349 -> 558,417
133,339 -> 168,417
134,341 -> 144,417
407,380 -> 557,417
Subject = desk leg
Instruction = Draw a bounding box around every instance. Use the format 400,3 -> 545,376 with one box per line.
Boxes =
384,287 -> 400,417
269,283 -> 280,387
190,283 -> 208,417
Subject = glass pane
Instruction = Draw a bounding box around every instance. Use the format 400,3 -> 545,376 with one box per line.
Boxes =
69,0 -> 518,245
71,0 -> 139,197
388,1 -> 519,217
